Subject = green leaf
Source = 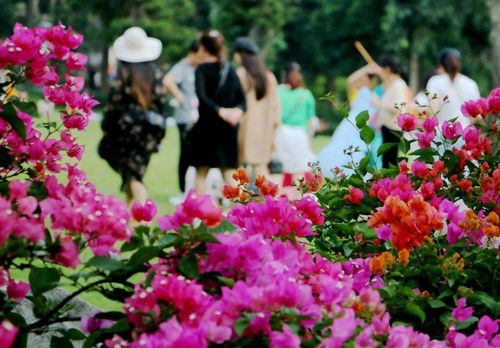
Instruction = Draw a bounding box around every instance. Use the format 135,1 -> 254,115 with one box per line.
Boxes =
456,316 -> 478,330
157,233 -> 178,247
377,142 -> 397,156
209,220 -> 238,234
178,253 -> 199,278
11,97 -> 38,117
198,232 -> 220,243
217,276 -> 235,287
355,110 -> 370,129
63,328 -> 86,340
429,300 -> 446,309
87,256 -> 124,271
0,103 -> 26,140
120,234 -> 143,252
234,313 -> 256,336
404,303 -> 426,323
358,156 -> 370,175
126,246 -> 161,269
50,335 -> 74,348
29,267 -> 60,296
360,126 -> 375,145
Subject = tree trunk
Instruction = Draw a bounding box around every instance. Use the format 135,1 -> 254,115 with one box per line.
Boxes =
100,47 -> 109,95
26,0 -> 40,27
488,0 -> 500,86
408,27 -> 420,93
409,48 -> 420,93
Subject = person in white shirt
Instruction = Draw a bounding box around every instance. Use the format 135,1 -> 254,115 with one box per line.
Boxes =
370,55 -> 409,168
426,48 -> 480,127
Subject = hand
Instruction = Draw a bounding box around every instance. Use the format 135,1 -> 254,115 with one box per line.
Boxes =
219,108 -> 243,126
176,94 -> 185,107
368,63 -> 383,76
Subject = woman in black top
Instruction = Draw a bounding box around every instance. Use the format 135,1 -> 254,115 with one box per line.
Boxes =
98,28 -> 166,204
189,29 -> 246,194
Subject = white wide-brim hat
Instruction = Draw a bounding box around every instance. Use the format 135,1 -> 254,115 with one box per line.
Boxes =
113,27 -> 162,63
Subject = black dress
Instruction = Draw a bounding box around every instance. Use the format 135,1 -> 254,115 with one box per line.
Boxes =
98,67 -> 166,191
188,62 -> 246,168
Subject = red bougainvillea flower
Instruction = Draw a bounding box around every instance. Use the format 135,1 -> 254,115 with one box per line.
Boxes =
131,199 -> 158,222
397,113 -> 418,132
422,117 -> 438,133
344,187 -> 364,205
302,171 -> 324,192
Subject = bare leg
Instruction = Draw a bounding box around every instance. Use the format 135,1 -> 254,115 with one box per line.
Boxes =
253,163 -> 269,177
195,166 -> 209,194
128,179 -> 147,205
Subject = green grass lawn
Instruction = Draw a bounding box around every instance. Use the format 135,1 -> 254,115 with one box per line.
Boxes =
78,120 -> 331,215
42,120 -> 331,310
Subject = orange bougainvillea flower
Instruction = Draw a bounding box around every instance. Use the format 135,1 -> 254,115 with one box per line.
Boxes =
369,252 -> 395,274
368,195 -> 444,251
232,168 -> 250,185
369,257 -> 385,275
398,249 -> 410,265
255,175 -> 265,188
222,184 -> 240,199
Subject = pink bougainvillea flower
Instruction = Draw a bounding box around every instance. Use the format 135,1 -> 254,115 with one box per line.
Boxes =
80,313 -> 115,334
7,280 -> 30,301
66,52 -> 88,71
270,325 -> 301,348
452,298 -> 473,322
477,315 -> 499,340
415,131 -> 435,149
131,199 -> 158,222
158,190 -> 222,230
441,121 -> 463,139
487,88 -> 500,114
0,320 -> 18,348
344,187 -> 364,205
375,225 -> 392,241
422,117 -> 438,133
53,235 -> 81,268
397,113 -> 418,132
461,98 -> 489,118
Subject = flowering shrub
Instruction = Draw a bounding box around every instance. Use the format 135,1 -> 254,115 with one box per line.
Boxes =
0,23 -> 498,347
313,90 -> 499,338
0,23 -> 132,347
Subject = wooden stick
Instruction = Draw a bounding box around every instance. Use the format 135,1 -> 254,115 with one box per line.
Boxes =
354,41 -> 375,64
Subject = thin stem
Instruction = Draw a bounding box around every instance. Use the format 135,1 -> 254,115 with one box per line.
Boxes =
23,317 -> 80,332
22,278 -> 119,333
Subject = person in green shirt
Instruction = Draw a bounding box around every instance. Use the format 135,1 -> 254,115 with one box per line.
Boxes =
274,63 -> 316,177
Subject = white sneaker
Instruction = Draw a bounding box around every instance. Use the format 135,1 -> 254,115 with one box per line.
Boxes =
169,193 -> 186,206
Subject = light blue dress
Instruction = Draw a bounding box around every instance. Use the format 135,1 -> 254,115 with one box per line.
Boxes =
316,87 -> 382,176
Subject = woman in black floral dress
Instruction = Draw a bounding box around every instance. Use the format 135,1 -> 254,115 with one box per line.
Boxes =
98,27 -> 166,204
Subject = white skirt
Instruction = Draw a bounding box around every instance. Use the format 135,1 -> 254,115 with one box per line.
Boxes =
274,124 -> 315,173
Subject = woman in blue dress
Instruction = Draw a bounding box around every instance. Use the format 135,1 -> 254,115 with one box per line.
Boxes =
316,65 -> 382,176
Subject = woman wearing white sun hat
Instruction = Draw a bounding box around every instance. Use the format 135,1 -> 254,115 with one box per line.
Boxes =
98,27 -> 167,205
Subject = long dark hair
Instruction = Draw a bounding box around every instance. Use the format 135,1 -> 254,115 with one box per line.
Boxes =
439,48 -> 461,81
240,52 -> 267,100
118,61 -> 156,109
199,29 -> 225,61
378,55 -> 405,76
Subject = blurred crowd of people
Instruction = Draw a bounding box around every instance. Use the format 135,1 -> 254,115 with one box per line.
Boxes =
98,27 -> 482,205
